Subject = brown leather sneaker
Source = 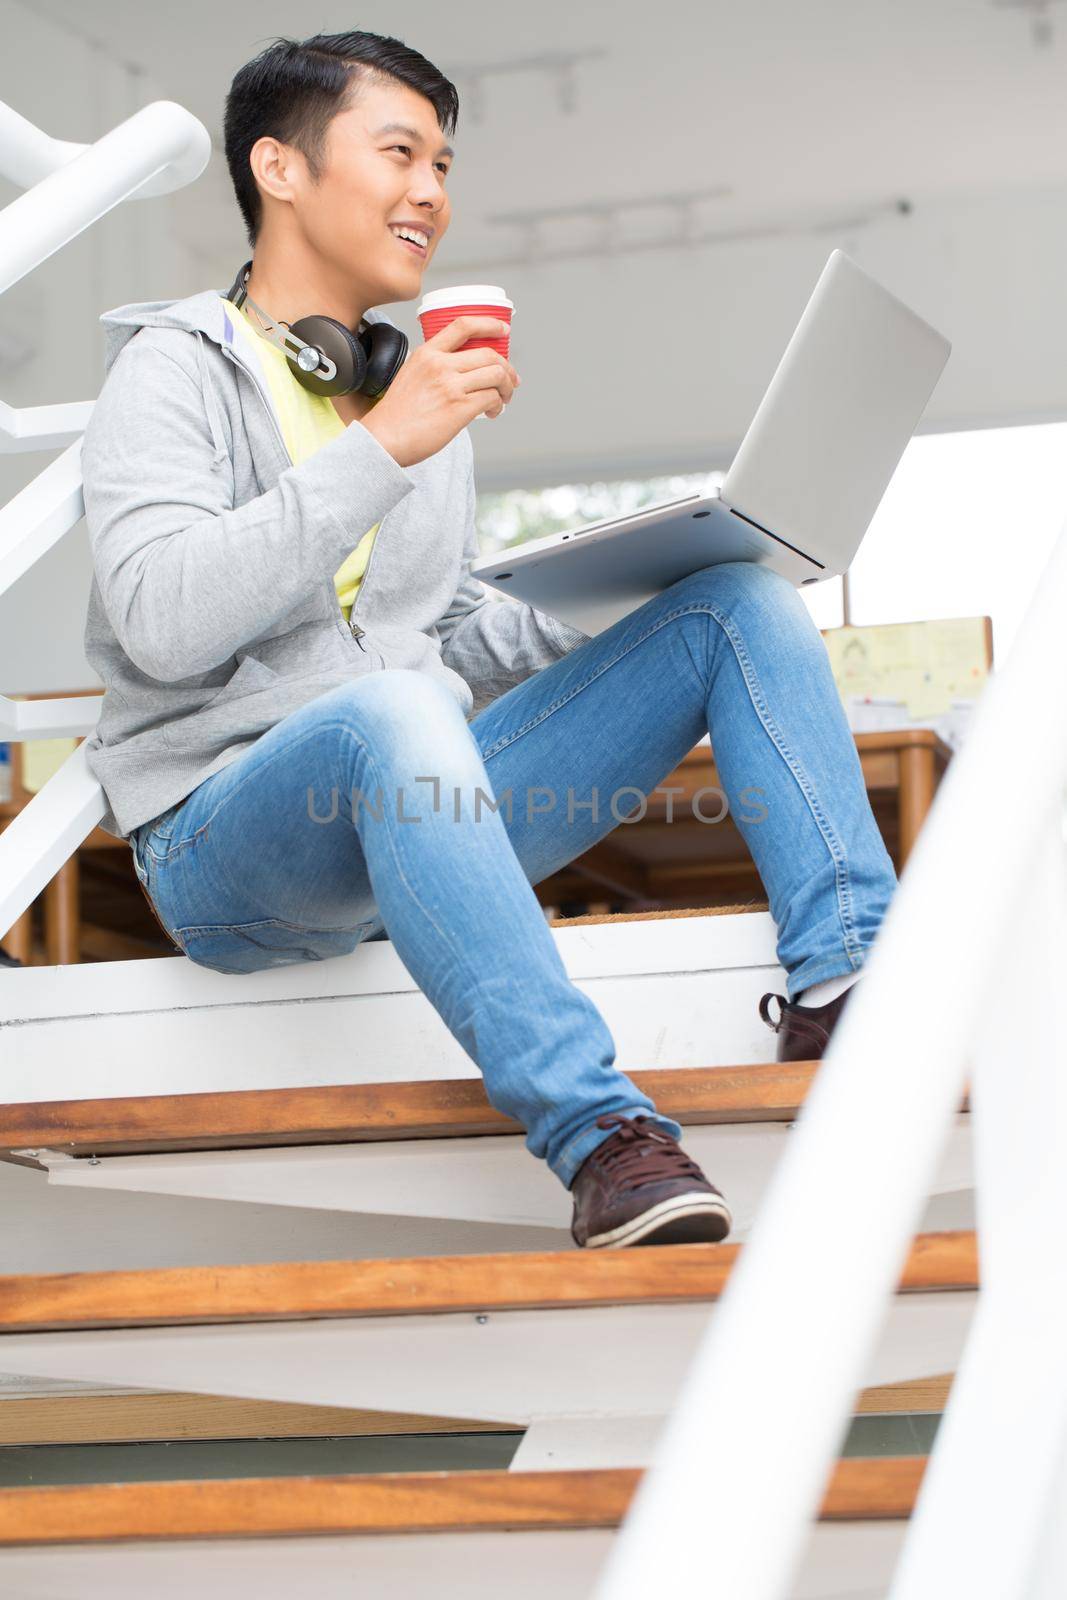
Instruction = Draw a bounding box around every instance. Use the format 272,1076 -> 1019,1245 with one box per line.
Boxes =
569,1113 -> 732,1249
758,976 -> 862,1063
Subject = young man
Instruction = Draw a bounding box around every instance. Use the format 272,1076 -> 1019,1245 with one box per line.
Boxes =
81,31 -> 896,1250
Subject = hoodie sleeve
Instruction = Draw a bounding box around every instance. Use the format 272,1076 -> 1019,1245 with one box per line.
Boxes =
436,435 -> 591,716
80,335 -> 415,682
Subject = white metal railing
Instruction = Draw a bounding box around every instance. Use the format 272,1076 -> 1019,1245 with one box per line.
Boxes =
598,523 -> 1067,1598
0,99 -> 209,453
0,97 -> 209,945
0,744 -> 108,939
0,99 -> 210,293
0,399 -> 93,455
0,442 -> 86,596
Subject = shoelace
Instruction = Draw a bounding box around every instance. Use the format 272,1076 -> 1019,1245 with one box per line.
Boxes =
587,1114 -> 707,1194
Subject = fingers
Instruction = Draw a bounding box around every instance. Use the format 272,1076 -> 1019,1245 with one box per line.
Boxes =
459,358 -> 517,404
460,388 -> 503,424
422,317 -> 521,425
429,314 -> 510,351
451,346 -> 520,387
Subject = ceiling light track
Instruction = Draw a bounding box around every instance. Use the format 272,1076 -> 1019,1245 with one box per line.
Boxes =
441,49 -> 608,122
439,197 -> 912,275
991,0 -> 1067,48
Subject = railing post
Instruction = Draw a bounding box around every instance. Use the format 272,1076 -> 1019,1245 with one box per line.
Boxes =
0,97 -> 209,933
888,792 -> 1067,1599
1030,1426 -> 1067,1600
595,523 -> 1067,1600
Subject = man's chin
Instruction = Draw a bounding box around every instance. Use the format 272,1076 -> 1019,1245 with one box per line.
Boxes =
379,278 -> 424,306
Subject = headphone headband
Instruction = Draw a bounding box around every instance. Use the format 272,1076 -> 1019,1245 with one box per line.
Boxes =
222,259 -> 408,400
226,259 -> 252,311
226,261 -> 337,382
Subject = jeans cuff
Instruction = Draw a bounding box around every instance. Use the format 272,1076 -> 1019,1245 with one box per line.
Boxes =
786,950 -> 867,1005
554,1107 -> 685,1189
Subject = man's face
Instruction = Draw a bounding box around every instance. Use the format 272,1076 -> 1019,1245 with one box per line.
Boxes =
295,80 -> 453,304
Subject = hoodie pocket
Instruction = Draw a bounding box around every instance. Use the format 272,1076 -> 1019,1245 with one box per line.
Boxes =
162,654 -> 280,750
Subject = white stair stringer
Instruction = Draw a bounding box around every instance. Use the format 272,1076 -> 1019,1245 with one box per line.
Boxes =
0,1286 -> 975,1444
0,1521 -> 909,1600
28,1113 -> 974,1244
0,911 -> 801,1101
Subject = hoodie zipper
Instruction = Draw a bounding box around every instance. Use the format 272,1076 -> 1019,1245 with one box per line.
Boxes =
344,519 -> 386,651
343,394 -> 393,650
220,339 -> 291,471
219,339 -> 369,651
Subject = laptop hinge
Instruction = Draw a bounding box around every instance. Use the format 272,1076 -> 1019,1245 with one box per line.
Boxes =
727,507 -> 826,570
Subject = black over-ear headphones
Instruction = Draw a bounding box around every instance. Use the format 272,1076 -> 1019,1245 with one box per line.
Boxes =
224,260 -> 409,400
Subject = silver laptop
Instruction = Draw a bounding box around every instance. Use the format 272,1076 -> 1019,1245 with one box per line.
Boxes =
471,250 -> 951,637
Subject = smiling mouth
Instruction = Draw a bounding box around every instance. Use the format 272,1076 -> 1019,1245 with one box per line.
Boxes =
389,230 -> 428,259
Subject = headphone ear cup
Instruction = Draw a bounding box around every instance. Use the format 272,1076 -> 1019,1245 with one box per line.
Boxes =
286,315 -> 367,397
359,323 -> 409,400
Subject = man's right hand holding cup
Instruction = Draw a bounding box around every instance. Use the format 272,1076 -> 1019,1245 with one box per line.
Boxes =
361,313 -> 520,470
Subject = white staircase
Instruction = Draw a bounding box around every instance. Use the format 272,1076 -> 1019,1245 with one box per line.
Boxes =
0,906 -> 977,1597
0,93 -> 1064,1600
0,911 -> 976,1244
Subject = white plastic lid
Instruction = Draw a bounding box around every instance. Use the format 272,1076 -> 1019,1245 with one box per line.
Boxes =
417,284 -> 514,315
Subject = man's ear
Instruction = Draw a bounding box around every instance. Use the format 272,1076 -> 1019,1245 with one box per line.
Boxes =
249,136 -> 301,207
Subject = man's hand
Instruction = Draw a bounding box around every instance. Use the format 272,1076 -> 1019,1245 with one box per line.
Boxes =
359,315 -> 521,469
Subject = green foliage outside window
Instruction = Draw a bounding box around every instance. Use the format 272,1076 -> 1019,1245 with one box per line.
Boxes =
475,470 -> 726,556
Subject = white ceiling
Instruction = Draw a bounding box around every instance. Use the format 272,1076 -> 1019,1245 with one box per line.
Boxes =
3,0 -> 1067,485
11,0 -> 1067,261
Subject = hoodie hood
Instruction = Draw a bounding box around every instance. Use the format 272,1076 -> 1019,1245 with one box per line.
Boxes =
98,286 -> 401,376
98,286 -> 403,470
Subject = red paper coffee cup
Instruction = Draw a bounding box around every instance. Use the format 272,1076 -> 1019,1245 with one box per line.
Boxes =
417,284 -> 514,359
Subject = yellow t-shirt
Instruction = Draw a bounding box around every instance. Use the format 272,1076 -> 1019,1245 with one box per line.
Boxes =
224,298 -> 378,623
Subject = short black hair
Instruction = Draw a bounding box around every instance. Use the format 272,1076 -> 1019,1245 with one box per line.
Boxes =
223,31 -> 459,247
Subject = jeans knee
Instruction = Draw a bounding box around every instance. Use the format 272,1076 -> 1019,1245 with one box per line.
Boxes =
323,668 -> 461,728
666,561 -> 808,631
669,560 -> 781,601
321,669 -> 478,776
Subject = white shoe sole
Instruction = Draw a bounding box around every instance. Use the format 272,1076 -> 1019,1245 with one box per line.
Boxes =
580,1192 -> 733,1250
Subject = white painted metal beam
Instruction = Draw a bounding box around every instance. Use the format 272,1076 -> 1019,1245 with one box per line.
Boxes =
887,809 -> 1067,1600
0,441 -> 85,599
0,1290 -> 976,1432
0,912 -> 793,1099
0,100 -> 211,297
0,743 -> 106,943
0,1521 -> 912,1600
0,397 -> 94,453
30,1117 -> 974,1245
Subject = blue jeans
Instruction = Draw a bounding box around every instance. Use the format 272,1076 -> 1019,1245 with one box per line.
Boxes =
130,563 -> 897,1186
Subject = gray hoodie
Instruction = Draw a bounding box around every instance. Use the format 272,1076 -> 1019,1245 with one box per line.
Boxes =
80,287 -> 587,840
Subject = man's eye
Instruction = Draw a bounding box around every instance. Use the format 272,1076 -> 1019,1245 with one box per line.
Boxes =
391,145 -> 450,177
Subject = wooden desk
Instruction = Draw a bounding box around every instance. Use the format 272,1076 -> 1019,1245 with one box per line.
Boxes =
853,728 -> 952,864
535,727 -> 953,915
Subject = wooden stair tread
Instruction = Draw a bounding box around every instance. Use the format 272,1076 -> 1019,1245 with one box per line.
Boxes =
0,1231 -> 977,1334
0,1458 -> 925,1544
0,1064 -> 820,1162
0,1373 -> 954,1447
547,905 -> 768,927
